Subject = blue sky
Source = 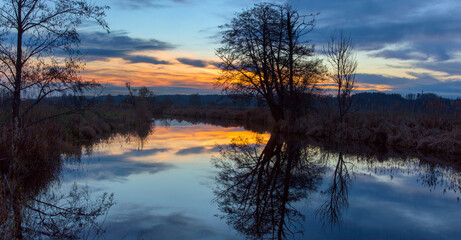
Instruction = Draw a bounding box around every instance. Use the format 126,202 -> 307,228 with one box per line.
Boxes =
79,0 -> 461,97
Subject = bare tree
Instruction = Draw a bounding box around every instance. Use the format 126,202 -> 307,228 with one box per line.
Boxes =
216,3 -> 324,123
324,31 -> 358,122
0,0 -> 109,130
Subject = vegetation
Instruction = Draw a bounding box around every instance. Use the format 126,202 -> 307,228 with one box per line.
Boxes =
0,1 -> 458,238
213,132 -> 461,239
0,88 -> 155,239
216,3 -> 325,123
0,0 -> 109,129
213,133 -> 323,239
324,31 -> 358,121
157,92 -> 460,156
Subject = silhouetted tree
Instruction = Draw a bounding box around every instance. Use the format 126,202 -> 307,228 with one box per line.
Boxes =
216,3 -> 325,122
125,83 -> 154,104
137,86 -> 154,100
0,0 -> 109,130
324,31 -> 358,121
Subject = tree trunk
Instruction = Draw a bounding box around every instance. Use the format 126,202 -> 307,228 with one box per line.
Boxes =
337,88 -> 343,122
12,195 -> 23,240
12,3 -> 23,130
268,101 -> 284,122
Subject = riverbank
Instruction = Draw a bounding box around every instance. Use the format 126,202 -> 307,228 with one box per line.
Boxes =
0,103 -> 153,164
158,106 -> 460,157
158,106 -> 273,133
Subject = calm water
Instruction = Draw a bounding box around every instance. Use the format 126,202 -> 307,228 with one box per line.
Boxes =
56,120 -> 461,240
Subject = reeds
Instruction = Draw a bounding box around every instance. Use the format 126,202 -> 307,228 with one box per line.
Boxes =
159,106 -> 460,156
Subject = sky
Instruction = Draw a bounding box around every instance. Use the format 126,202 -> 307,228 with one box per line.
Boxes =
78,0 -> 461,97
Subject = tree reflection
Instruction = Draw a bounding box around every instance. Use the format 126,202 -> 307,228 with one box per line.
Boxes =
213,133 -> 323,239
0,118 -> 153,239
0,155 -> 114,240
317,152 -> 352,226
213,131 -> 461,239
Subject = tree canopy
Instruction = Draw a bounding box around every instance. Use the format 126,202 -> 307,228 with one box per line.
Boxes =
216,3 -> 325,122
0,0 -> 109,128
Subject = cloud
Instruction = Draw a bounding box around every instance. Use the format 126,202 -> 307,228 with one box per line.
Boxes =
123,148 -> 171,157
292,0 -> 461,61
175,146 -> 206,155
288,0 -> 461,91
415,61 -> 461,76
356,73 -> 461,97
78,31 -> 175,65
174,145 -> 224,155
104,206 -> 235,240
356,74 -> 412,86
125,55 -> 170,65
64,148 -> 173,182
177,57 -> 212,68
112,0 -> 187,10
370,49 -> 429,61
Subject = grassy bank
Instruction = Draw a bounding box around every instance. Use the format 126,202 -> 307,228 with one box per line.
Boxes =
157,106 -> 460,156
0,102 -> 154,161
304,111 -> 460,155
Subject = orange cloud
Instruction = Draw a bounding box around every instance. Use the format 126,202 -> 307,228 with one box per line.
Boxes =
82,55 -> 220,88
317,78 -> 393,92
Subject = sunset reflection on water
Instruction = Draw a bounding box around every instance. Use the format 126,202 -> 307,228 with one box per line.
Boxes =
59,120 -> 461,240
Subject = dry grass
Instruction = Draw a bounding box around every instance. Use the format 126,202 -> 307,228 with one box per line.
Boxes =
159,106 -> 460,156
304,111 -> 460,155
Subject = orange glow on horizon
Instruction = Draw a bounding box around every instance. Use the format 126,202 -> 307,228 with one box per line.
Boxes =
81,56 -> 394,93
82,56 -> 220,88
317,82 -> 393,92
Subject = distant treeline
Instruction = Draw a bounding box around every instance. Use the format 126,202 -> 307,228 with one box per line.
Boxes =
348,92 -> 460,114
6,91 -> 455,115
1,90 -> 458,116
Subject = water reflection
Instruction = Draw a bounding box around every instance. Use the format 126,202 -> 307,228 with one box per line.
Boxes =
213,133 -> 324,239
213,131 -> 461,240
317,152 -> 352,227
0,156 -> 115,239
0,120 -> 151,239
5,119 -> 459,239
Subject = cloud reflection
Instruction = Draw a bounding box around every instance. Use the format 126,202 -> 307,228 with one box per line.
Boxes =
65,153 -> 174,182
104,205 -> 235,240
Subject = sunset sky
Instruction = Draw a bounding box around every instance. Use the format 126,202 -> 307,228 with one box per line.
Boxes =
80,0 -> 461,97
